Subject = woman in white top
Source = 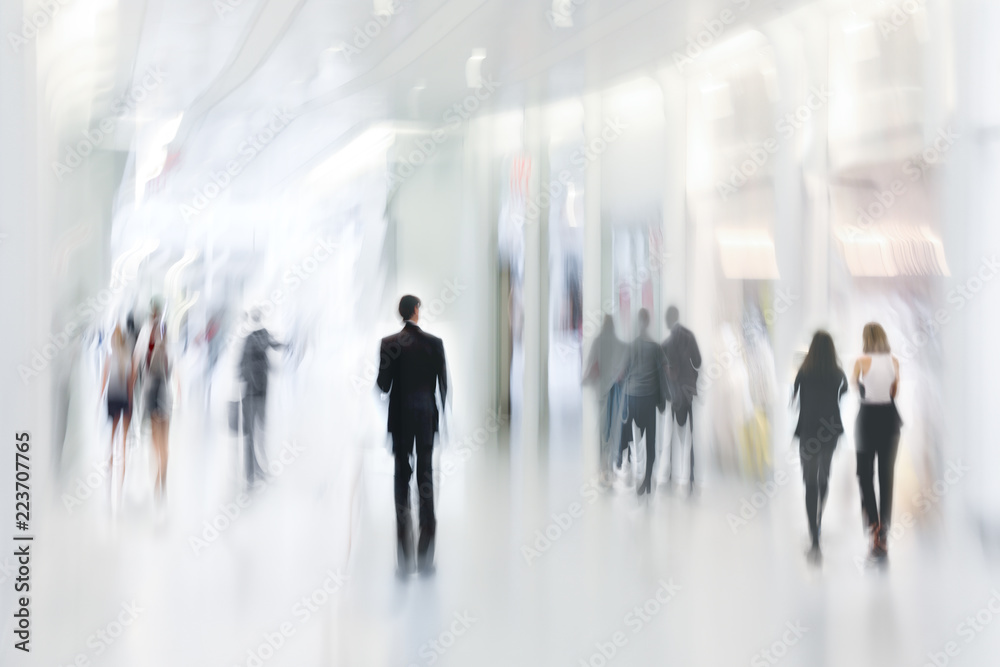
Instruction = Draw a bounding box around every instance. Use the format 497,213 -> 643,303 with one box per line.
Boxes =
850,322 -> 903,562
101,325 -> 134,505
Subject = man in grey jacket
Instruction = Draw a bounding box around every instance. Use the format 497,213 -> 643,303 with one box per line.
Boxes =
618,309 -> 669,496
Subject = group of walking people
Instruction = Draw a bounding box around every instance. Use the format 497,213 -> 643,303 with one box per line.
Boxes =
100,298 -> 172,508
99,297 -> 291,512
585,305 -> 702,497
586,308 -> 903,566
792,322 -> 903,565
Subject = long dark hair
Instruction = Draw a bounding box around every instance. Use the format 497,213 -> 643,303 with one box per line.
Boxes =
800,331 -> 841,376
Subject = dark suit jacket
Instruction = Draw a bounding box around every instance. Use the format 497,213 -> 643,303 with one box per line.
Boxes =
793,369 -> 847,443
240,328 -> 280,396
376,322 -> 447,437
662,324 -> 701,406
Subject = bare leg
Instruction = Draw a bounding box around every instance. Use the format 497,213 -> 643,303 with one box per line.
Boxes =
121,412 -> 131,496
109,414 -> 120,508
160,419 -> 170,496
152,416 -> 170,501
151,420 -> 160,498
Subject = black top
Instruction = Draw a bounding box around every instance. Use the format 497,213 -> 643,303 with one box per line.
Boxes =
240,328 -> 281,396
793,369 -> 847,443
662,324 -> 701,405
376,322 -> 448,436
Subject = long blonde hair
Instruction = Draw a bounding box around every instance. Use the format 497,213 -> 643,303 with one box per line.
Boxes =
862,322 -> 891,354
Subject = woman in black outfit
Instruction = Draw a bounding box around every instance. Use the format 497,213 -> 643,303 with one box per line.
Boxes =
792,331 -> 848,565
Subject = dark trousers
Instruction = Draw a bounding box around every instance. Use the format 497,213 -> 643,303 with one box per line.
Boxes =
619,394 -> 657,489
393,425 -> 436,568
242,392 -> 267,487
800,442 -> 836,545
855,403 -> 901,532
856,436 -> 900,531
668,402 -> 695,484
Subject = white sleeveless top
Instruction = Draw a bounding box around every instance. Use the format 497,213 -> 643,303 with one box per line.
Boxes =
860,353 -> 895,404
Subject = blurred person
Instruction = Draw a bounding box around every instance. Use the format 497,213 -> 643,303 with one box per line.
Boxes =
741,309 -> 777,479
124,310 -> 140,433
101,325 -> 135,505
618,309 -> 669,496
583,315 -> 627,486
851,323 -> 903,563
376,295 -> 448,577
131,303 -> 157,427
126,311 -> 139,353
662,306 -> 701,490
791,331 -> 848,565
197,311 -> 224,408
239,308 -> 283,490
710,323 -> 755,474
143,300 -> 172,503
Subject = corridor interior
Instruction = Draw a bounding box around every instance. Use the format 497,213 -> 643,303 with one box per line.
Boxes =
4,0 -> 1000,666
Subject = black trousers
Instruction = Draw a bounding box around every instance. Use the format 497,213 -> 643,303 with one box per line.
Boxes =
855,404 -> 901,532
668,401 -> 695,484
800,441 -> 836,545
242,392 -> 267,487
619,394 -> 657,489
856,437 -> 900,532
393,425 -> 436,568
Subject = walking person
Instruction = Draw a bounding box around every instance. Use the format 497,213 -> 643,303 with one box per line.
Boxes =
198,311 -> 224,409
662,306 -> 701,490
791,332 -> 848,565
143,301 -> 172,504
101,325 -> 135,508
851,322 -> 902,562
618,309 -> 669,496
239,308 -> 283,491
583,315 -> 627,487
377,295 -> 448,577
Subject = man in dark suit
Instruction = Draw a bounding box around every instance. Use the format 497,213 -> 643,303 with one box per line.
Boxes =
662,306 -> 701,490
239,308 -> 283,490
376,295 -> 448,577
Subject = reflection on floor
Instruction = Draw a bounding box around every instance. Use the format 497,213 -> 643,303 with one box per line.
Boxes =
28,346 -> 1000,667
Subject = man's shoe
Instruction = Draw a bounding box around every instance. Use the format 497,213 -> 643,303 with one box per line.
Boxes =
418,561 -> 436,577
396,559 -> 415,579
806,544 -> 822,566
